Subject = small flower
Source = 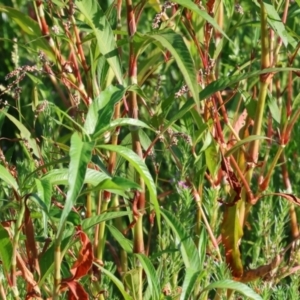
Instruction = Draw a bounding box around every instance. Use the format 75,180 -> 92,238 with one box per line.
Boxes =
52,25 -> 60,34
235,4 -> 244,15
178,181 -> 189,189
175,85 -> 189,98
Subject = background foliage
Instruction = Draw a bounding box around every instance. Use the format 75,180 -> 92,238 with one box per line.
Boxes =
1,0 -> 300,299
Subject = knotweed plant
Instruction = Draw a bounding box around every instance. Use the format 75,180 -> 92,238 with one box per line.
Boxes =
0,0 -> 300,299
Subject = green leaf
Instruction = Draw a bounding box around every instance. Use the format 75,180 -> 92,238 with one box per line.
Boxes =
147,30 -> 199,104
57,133 -> 94,237
100,265 -> 133,300
124,268 -> 140,299
95,118 -> 152,138
201,279 -> 263,300
0,165 -> 19,192
225,135 -> 271,157
205,140 -> 221,179
42,168 -> 110,186
35,179 -> 51,212
94,177 -> 141,192
0,5 -> 51,55
98,144 -> 160,231
262,1 -> 296,48
3,112 -> 40,158
164,98 -> 195,133
75,0 -> 123,84
39,234 -> 72,286
0,223 -> 13,273
82,211 -> 131,231
136,254 -> 161,300
180,268 -> 201,300
85,85 -> 126,135
106,224 -> 133,253
173,0 -> 231,42
200,68 -> 300,100
30,190 -> 50,237
0,106 -> 9,133
161,209 -> 200,269
267,91 -> 281,123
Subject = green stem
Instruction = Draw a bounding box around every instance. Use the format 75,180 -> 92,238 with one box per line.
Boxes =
11,200 -> 25,299
96,196 -> 110,260
53,222 -> 66,299
112,195 -> 128,275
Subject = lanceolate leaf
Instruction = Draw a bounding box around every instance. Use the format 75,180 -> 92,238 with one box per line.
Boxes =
173,0 -> 231,41
0,165 -> 19,192
57,133 -> 94,237
82,211 -> 131,231
3,112 -> 40,158
99,266 -> 133,300
224,135 -> 271,157
201,279 -> 263,300
261,1 -> 297,48
107,224 -> 133,253
75,0 -> 123,84
161,209 -> 200,269
94,118 -> 152,138
0,224 -> 13,273
84,85 -> 126,135
200,68 -> 300,100
98,144 -> 160,231
135,254 -> 161,300
163,98 -> 195,134
42,168 -> 110,186
147,29 -> 199,104
34,179 -> 52,236
180,268 -> 201,300
0,5 -> 51,55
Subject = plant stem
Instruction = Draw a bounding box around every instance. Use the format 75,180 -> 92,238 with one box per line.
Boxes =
53,222 -> 65,299
11,199 -> 25,299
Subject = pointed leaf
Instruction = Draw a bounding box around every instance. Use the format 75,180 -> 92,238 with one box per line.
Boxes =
225,135 -> 271,157
201,279 -> 263,300
147,30 -> 199,104
94,118 -> 152,138
85,85 -> 126,135
106,225 -> 133,253
200,68 -> 300,101
82,211 -> 131,231
75,0 -> 123,83
98,144 -> 160,231
0,224 -> 13,273
173,0 -> 231,41
0,5 -> 51,55
57,133 -> 94,236
35,179 -> 51,212
3,112 -> 40,158
42,168 -> 110,186
99,265 -> 133,300
161,209 -> 200,269
0,165 -> 19,192
180,268 -> 201,300
262,1 -> 296,47
136,254 -> 161,300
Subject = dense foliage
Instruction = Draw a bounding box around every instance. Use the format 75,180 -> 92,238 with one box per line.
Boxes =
1,0 -> 300,299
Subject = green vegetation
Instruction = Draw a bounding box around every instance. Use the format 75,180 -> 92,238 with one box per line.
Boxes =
0,0 -> 300,299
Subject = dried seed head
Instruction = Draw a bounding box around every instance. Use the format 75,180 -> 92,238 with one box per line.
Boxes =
235,4 -> 244,15
175,85 -> 189,98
